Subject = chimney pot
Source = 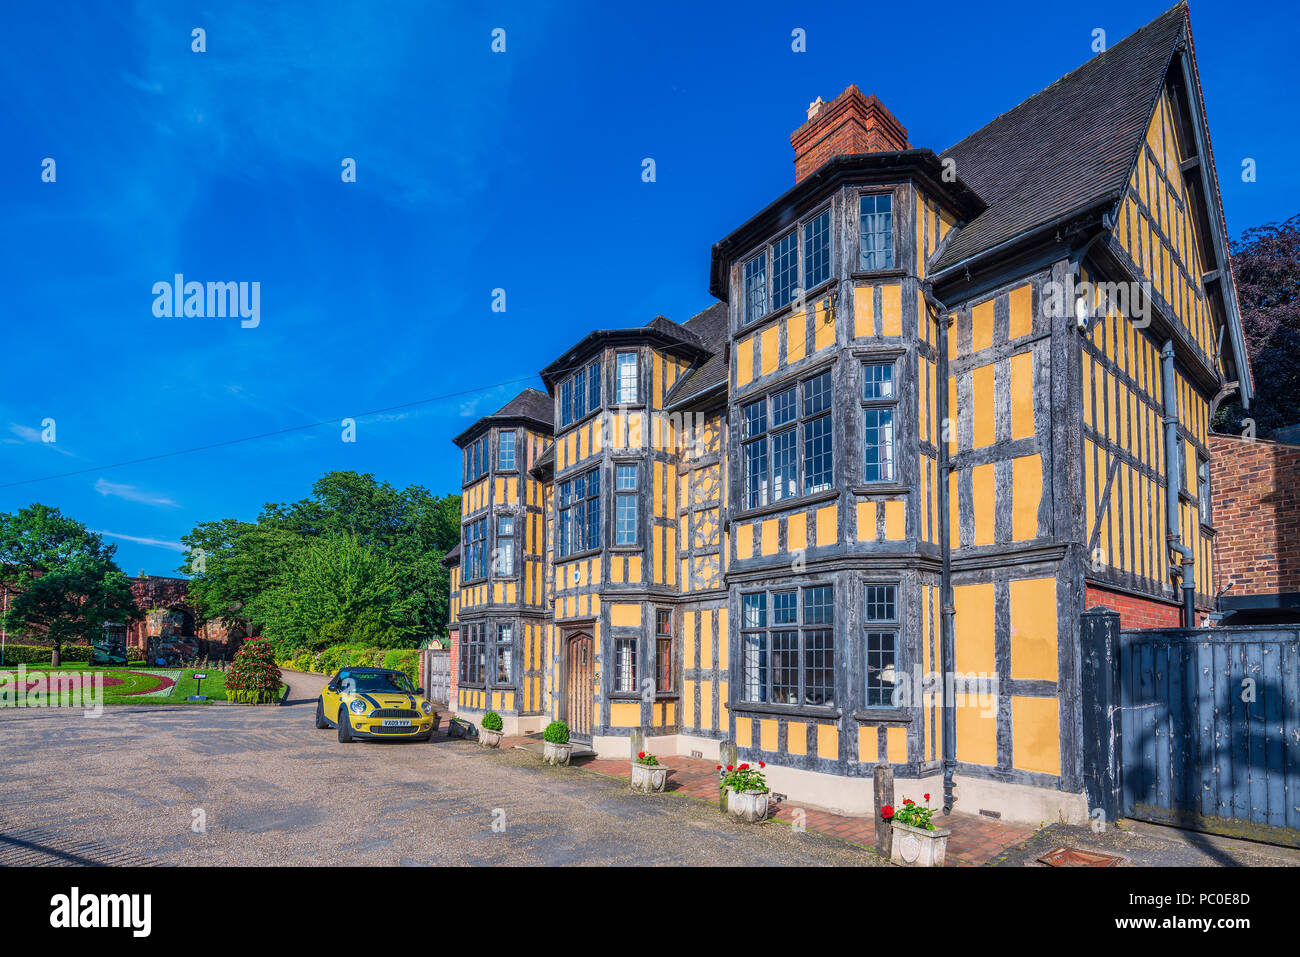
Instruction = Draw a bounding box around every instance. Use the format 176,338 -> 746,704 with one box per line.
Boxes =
791,85 -> 909,183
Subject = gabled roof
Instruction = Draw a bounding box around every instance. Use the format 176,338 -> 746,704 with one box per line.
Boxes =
441,542 -> 460,567
665,302 -> 730,410
539,315 -> 711,390
934,4 -> 1187,273
452,387 -> 553,447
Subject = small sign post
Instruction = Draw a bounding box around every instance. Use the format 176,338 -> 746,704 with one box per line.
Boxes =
189,672 -> 208,702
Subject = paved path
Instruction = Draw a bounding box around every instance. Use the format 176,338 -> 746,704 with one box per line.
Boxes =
0,671 -> 883,866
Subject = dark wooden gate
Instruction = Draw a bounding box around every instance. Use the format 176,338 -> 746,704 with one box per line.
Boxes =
1082,609 -> 1300,846
565,633 -> 593,742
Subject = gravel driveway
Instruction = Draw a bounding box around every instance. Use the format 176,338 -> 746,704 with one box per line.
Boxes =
0,670 -> 882,866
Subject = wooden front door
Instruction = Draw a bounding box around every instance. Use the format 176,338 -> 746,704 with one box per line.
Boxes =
565,633 -> 594,741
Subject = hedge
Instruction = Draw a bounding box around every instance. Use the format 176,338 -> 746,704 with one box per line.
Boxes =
276,643 -> 420,689
0,643 -> 101,665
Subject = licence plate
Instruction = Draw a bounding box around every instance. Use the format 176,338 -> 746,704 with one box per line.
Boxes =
382,719 -> 411,727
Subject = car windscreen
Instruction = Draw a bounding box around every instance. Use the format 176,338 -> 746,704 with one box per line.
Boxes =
342,672 -> 414,693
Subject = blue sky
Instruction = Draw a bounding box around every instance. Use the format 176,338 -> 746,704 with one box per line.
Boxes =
1,0 -> 1296,576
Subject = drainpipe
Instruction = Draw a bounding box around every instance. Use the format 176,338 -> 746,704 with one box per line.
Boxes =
923,282 -> 957,815
1161,340 -> 1197,626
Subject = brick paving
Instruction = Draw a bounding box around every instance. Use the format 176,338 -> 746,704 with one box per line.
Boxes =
541,746 -> 1038,866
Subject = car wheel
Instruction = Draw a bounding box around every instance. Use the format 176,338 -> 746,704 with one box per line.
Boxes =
315,699 -> 330,729
338,707 -> 354,743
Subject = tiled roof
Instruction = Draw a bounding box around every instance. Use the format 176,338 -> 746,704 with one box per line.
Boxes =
666,302 -> 730,409
935,4 -> 1188,272
491,387 -> 552,425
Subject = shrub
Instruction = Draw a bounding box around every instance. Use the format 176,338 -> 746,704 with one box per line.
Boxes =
543,720 -> 569,744
481,710 -> 503,732
225,638 -> 283,703
382,648 -> 419,687
0,644 -> 52,666
59,644 -> 95,662
718,762 -> 768,794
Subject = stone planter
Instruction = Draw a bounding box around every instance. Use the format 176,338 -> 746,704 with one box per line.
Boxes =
724,788 -> 770,823
543,740 -> 573,766
479,727 -> 503,749
447,720 -> 467,739
630,762 -> 670,792
889,821 -> 952,867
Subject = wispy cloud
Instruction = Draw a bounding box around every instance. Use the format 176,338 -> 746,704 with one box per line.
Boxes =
5,423 -> 75,456
95,530 -> 186,552
94,478 -> 180,508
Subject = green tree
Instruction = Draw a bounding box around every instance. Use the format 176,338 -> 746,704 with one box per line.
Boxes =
2,557 -> 139,666
0,503 -> 117,593
255,532 -> 416,653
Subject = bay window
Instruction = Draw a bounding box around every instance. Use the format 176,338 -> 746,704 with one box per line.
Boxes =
742,368 -> 834,509
859,193 -> 895,270
740,584 -> 835,706
861,360 -> 897,482
864,583 -> 898,706
741,205 -> 834,325
558,467 -> 601,557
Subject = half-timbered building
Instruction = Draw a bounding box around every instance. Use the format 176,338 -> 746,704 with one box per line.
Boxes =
448,3 -> 1251,824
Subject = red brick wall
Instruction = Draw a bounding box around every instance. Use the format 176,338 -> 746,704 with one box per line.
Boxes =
1085,583 -> 1183,629
790,85 -> 908,183
1210,434 -> 1300,597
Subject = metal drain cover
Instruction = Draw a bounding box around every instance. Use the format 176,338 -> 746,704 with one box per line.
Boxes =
1036,846 -> 1126,867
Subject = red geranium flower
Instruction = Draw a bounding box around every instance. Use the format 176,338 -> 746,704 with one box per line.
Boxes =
759,761 -> 766,768
716,765 -> 723,770
739,763 -> 749,770
924,793 -> 931,802
638,751 -> 646,758
904,799 -> 914,805
880,804 -> 894,819
727,765 -> 734,771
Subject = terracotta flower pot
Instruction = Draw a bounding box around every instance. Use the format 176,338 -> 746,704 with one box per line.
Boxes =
543,740 -> 573,766
889,820 -> 952,867
479,727 -> 503,748
724,787 -> 770,823
630,761 -> 670,792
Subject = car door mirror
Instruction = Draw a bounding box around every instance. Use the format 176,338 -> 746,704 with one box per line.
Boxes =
327,682 -> 339,693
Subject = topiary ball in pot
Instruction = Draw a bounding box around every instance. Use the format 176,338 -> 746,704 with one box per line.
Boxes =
542,720 -> 573,766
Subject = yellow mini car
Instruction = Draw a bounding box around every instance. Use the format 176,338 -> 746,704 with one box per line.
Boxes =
315,667 -> 438,742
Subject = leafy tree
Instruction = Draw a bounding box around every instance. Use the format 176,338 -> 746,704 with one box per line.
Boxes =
180,519 -> 298,632
254,532 -> 418,654
2,557 -> 139,666
0,503 -> 117,593
1214,213 -> 1300,434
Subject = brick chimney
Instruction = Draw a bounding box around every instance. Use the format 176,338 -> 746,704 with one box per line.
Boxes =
791,85 -> 909,182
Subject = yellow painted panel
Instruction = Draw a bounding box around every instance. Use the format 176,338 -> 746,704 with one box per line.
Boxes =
972,463 -> 995,545
881,285 -> 902,336
813,304 -> 834,351
1008,284 -> 1033,339
884,500 -> 905,540
972,299 -> 994,353
502,692 -> 514,712
858,725 -> 878,763
972,363 -> 995,448
787,721 -> 807,755
954,582 -> 995,673
949,470 -> 960,547
760,322 -> 780,378
817,723 -> 839,760
1009,577 -> 1059,682
956,702 -> 997,766
1010,351 -> 1034,440
886,726 -> 908,763
1012,696 -> 1060,776
1012,454 -> 1042,541
737,336 -> 754,387
816,504 -> 837,546
947,375 -> 958,454
610,701 -> 640,727
787,312 -> 806,364
718,610 -> 728,668
611,603 -> 641,627
736,716 -> 753,748
854,284 -> 874,338
736,523 -> 754,560
759,718 -> 778,752
857,501 -> 877,541
719,681 -> 728,728
788,511 -> 807,551
627,555 -> 642,582
760,518 -> 778,556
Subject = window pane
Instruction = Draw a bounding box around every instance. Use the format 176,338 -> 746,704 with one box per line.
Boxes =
616,492 -> 637,545
498,430 -> 515,470
560,380 -> 573,427
744,253 -> 767,325
588,360 -> 601,411
772,386 -> 797,427
804,585 -> 833,624
616,352 -> 638,403
616,464 -> 637,490
865,630 -> 897,706
803,370 -> 831,416
803,413 -> 833,494
496,624 -> 513,683
655,609 -> 671,636
771,428 -> 797,501
743,633 -> 768,702
616,638 -> 637,693
743,399 -> 767,439
772,231 -> 798,310
742,593 -> 766,628
771,631 -> 799,704
573,368 -> 586,420
865,584 -> 897,622
772,590 -> 798,625
804,628 -> 834,706
744,438 -> 769,509
859,194 -> 895,270
656,638 -> 671,692
863,408 -> 895,482
495,515 -> 514,575
803,209 -> 831,289
862,362 -> 895,400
